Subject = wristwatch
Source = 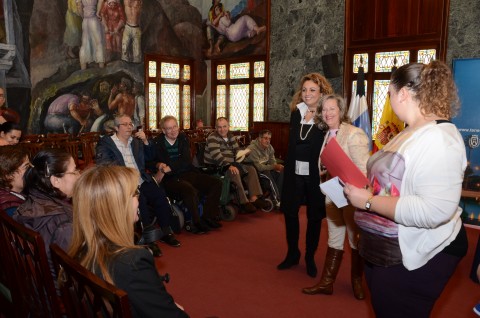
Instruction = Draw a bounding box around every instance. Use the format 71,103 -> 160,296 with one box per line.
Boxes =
365,195 -> 374,211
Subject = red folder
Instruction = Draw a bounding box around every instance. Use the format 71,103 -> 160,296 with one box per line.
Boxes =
320,138 -> 369,188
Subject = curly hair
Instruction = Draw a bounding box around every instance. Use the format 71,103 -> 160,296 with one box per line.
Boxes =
0,145 -> 29,190
314,94 -> 351,131
289,73 -> 334,112
390,60 -> 459,119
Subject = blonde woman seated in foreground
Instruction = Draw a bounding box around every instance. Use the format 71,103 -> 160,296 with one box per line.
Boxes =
67,165 -> 189,318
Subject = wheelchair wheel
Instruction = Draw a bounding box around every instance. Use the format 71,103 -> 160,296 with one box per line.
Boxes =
261,198 -> 274,212
170,203 -> 185,233
221,205 -> 237,221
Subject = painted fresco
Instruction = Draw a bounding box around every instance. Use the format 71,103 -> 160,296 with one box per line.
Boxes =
5,0 -> 268,134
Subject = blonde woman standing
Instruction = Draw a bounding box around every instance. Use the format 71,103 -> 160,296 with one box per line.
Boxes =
302,94 -> 369,299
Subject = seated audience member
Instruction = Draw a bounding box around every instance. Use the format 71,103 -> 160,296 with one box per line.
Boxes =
67,165 -> 189,318
0,122 -> 22,145
0,145 -> 30,216
95,114 -> 180,247
244,129 -> 284,201
150,116 -> 223,233
14,148 -> 80,277
195,118 -> 204,129
204,117 -> 268,213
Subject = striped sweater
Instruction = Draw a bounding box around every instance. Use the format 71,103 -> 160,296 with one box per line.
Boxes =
204,131 -> 239,166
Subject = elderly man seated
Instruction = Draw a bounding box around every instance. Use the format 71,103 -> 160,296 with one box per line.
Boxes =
244,129 -> 284,205
204,117 -> 268,213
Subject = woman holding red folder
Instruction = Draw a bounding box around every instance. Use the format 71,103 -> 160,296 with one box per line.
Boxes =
302,94 -> 369,299
343,61 -> 468,318
278,73 -> 333,278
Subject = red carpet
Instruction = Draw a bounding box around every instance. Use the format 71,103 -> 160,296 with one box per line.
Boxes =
155,208 -> 479,318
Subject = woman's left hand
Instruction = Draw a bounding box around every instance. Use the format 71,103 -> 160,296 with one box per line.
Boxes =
344,183 -> 372,210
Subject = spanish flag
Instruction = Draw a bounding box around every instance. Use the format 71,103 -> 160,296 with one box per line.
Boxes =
373,95 -> 405,152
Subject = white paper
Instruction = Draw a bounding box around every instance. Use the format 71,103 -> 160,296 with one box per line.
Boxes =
320,177 -> 348,208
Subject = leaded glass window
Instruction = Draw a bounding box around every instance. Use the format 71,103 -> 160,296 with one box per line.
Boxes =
216,85 -> 226,118
148,83 -> 157,129
230,63 -> 249,79
161,62 -> 180,79
253,84 -> 265,121
183,86 -> 191,129
149,61 -> 157,78
372,80 -> 390,136
353,53 -> 368,73
145,55 -> 194,130
374,51 -> 410,72
213,59 -> 266,130
418,49 -> 436,65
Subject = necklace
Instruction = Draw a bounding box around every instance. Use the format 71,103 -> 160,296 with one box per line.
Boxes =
299,123 -> 314,140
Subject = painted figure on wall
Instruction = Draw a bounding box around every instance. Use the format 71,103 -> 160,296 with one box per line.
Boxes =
77,0 -> 106,70
122,0 -> 142,63
133,82 -> 145,128
44,92 -> 96,134
206,0 -> 225,56
212,7 -> 266,44
90,80 -> 112,132
100,0 -> 125,62
108,77 -> 135,118
64,0 -> 83,59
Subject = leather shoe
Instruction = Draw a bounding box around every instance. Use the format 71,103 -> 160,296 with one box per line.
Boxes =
240,202 -> 257,213
147,243 -> 162,257
193,222 -> 209,234
160,233 -> 181,247
203,217 -> 222,229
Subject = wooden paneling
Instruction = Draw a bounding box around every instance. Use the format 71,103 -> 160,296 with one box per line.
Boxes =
348,0 -> 449,47
251,122 -> 289,160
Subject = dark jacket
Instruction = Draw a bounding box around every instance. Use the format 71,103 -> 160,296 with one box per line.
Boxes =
14,188 -> 73,278
109,248 -> 189,318
149,132 -> 196,179
0,188 -> 25,216
280,109 -> 326,217
95,135 -> 155,182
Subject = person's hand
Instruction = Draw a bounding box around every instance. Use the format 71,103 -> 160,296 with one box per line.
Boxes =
134,130 -> 147,143
0,116 -> 6,124
229,165 -> 239,175
158,163 -> 171,173
343,183 -> 372,210
274,164 -> 284,172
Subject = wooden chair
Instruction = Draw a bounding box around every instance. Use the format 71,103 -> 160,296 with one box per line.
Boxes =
56,140 -> 81,167
50,244 -> 132,318
43,133 -> 72,146
78,132 -> 101,168
0,210 -> 16,317
20,134 -> 44,143
0,211 -> 63,318
19,141 -> 56,160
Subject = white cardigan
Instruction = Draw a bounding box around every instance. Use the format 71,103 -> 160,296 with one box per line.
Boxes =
391,121 -> 466,270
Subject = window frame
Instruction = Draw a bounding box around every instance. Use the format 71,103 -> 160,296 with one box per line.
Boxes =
211,55 -> 268,131
144,54 -> 195,130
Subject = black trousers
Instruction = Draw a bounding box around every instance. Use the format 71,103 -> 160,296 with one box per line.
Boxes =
162,171 -> 222,222
139,180 -> 171,228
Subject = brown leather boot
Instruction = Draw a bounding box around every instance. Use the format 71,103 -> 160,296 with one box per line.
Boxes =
302,247 -> 343,295
351,248 -> 365,300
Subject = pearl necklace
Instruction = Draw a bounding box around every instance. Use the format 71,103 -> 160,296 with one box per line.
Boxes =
300,109 -> 315,141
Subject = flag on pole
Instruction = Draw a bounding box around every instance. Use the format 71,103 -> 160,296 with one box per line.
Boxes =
348,65 -> 372,151
372,94 -> 405,152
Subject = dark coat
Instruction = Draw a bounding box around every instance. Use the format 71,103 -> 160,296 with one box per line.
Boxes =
149,132 -> 197,179
95,135 -> 155,182
108,248 -> 189,318
280,109 -> 326,218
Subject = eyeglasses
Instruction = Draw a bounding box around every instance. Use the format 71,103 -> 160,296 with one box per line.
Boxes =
63,169 -> 81,176
133,188 -> 140,197
118,123 -> 134,127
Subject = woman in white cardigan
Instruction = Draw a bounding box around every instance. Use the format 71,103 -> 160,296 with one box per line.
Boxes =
302,94 -> 369,300
343,61 -> 468,318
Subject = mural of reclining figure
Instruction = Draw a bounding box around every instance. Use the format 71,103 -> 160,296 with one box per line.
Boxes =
208,5 -> 266,53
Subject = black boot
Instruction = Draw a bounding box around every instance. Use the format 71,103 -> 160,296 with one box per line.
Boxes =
277,215 -> 300,270
305,220 -> 321,277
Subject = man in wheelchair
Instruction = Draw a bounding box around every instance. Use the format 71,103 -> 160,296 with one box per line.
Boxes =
149,116 -> 223,233
204,117 -> 269,214
244,129 -> 284,208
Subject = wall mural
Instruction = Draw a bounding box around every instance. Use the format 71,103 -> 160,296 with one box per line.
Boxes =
6,0 -> 268,134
